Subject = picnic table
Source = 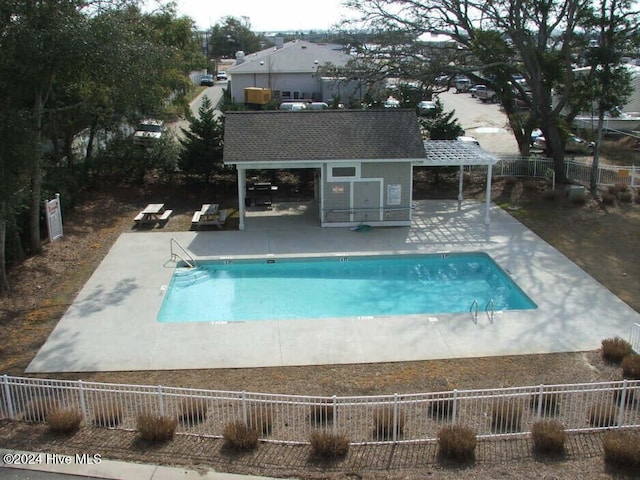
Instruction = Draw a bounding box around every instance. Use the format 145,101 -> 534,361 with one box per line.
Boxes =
134,203 -> 172,225
191,204 -> 227,229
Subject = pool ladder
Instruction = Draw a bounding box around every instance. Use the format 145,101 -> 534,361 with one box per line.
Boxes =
470,299 -> 495,322
170,238 -> 196,268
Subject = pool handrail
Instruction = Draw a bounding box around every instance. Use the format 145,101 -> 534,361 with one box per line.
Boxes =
170,238 -> 196,268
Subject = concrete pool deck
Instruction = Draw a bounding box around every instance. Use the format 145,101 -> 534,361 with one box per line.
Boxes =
27,200 -> 640,373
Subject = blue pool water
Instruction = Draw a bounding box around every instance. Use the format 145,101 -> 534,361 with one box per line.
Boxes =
157,253 -> 536,323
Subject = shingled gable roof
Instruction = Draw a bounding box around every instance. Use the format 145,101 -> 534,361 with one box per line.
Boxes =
223,109 -> 426,165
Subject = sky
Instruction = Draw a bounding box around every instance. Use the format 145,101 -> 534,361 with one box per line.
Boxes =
163,0 -> 355,32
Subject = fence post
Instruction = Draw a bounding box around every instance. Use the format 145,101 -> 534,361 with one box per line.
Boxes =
332,395 -> 337,436
536,385 -> 544,419
451,390 -> 458,425
2,375 -> 15,420
616,380 -> 628,427
157,385 -> 164,417
392,393 -> 398,443
241,391 -> 248,426
77,380 -> 87,419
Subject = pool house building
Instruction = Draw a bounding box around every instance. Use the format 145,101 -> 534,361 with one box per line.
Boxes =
223,109 -> 498,229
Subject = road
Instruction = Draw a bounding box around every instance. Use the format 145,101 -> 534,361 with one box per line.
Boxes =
169,80 -> 227,137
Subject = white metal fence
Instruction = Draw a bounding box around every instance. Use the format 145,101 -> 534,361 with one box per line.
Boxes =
2,374 -> 638,445
484,155 -> 639,189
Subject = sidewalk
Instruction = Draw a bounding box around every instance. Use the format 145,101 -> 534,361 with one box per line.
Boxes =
0,448 -> 288,480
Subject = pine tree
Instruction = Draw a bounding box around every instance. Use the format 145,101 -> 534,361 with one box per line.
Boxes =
179,96 -> 224,181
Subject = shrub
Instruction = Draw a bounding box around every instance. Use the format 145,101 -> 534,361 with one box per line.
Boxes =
523,179 -> 538,191
136,414 -> 178,443
503,176 -> 517,186
47,407 -> 82,434
618,191 -> 633,203
23,397 -> 58,423
93,401 -> 123,428
178,397 -> 208,424
246,404 -> 273,435
621,354 -> 640,380
491,398 -> 523,432
428,398 -> 454,419
437,425 -> 477,462
373,405 -> 405,439
309,400 -> 334,425
529,392 -> 561,416
531,420 -> 566,454
601,192 -> 616,205
588,402 -> 617,427
602,430 -> 640,470
309,430 -> 350,459
601,337 -> 633,363
222,421 -> 259,451
541,189 -> 561,201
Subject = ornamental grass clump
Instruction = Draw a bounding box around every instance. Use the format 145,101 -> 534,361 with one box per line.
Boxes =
491,398 -> 523,433
222,421 -> 259,451
309,430 -> 350,459
601,192 -> 616,205
93,401 -> 123,428
588,402 -> 618,428
602,430 -> 640,471
178,397 -> 208,424
373,405 -> 405,440
437,425 -> 477,463
47,407 -> 82,434
531,420 -> 566,455
621,354 -> 640,380
136,414 -> 178,443
601,337 -> 633,363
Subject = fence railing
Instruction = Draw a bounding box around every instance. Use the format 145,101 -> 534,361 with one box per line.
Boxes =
474,155 -> 639,189
1,374 -> 638,445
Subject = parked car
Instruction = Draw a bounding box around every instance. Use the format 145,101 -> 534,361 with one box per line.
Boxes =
457,135 -> 480,146
384,96 -> 400,108
454,78 -> 472,93
417,100 -> 437,115
476,85 -> 498,103
279,102 -> 307,111
308,102 -> 329,110
133,119 -> 165,146
533,132 -> 594,154
200,74 -> 214,86
216,71 -> 227,81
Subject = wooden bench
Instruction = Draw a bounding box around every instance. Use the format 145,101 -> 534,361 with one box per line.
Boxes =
191,211 -> 202,225
134,212 -> 145,223
158,209 -> 172,224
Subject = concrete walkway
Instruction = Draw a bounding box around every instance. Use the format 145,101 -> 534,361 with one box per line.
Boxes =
27,200 -> 640,373
0,448 -> 284,480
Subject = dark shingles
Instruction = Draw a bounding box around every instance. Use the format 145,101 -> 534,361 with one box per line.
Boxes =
223,109 -> 425,164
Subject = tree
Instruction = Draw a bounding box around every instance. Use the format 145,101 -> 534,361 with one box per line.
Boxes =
342,0 -> 638,182
574,0 -> 638,191
207,16 -> 264,61
419,100 -> 465,140
179,96 -> 225,181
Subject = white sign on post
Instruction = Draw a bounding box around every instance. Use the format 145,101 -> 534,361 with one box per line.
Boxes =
45,193 -> 63,242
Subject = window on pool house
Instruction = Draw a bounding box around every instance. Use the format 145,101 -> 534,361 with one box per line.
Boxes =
329,164 -> 359,180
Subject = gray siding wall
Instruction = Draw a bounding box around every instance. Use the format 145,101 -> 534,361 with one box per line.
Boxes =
322,161 -> 412,224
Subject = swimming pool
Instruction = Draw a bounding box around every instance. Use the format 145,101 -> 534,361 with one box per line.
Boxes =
157,253 -> 536,323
